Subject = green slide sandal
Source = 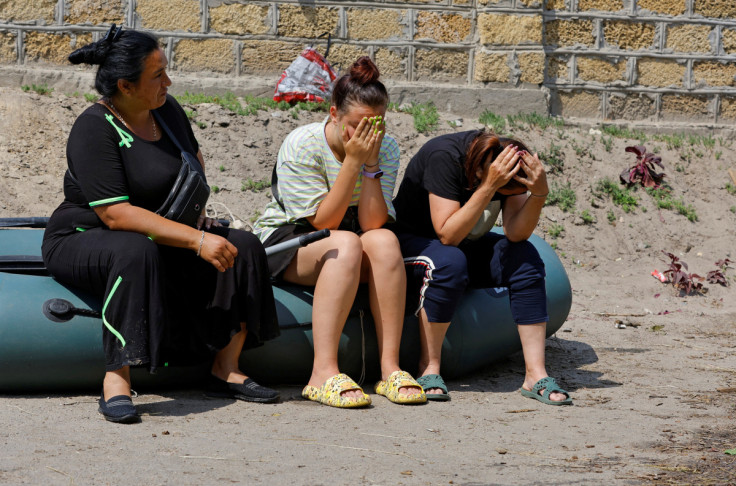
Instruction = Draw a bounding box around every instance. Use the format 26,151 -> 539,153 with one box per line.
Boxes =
416,374 -> 451,401
520,377 -> 572,405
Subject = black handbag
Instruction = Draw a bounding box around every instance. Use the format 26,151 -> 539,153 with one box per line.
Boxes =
153,111 -> 210,227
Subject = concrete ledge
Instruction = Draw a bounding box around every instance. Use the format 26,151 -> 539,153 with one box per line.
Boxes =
0,65 -> 547,117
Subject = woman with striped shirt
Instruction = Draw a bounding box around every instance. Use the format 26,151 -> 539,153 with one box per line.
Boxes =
254,57 -> 425,408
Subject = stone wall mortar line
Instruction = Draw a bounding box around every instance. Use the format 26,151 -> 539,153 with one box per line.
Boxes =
201,0 -> 208,34
540,12 -> 736,27
127,0 -> 136,29
270,2 -> 278,34
55,0 -> 63,26
552,84 -> 736,95
235,40 -> 242,77
546,48 -> 736,62
16,29 -> 23,65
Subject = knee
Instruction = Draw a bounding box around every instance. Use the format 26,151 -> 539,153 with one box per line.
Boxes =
436,247 -> 469,283
361,229 -> 403,266
327,230 -> 363,265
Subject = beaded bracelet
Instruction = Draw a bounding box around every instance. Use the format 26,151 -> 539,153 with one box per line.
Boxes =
196,231 -> 205,257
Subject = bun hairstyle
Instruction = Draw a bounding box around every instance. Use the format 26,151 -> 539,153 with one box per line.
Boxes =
466,131 -> 530,192
68,26 -> 159,98
331,56 -> 389,114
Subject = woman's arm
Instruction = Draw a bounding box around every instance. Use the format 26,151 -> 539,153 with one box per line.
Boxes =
93,202 -> 237,272
307,117 -> 383,230
430,144 -> 520,246
501,151 -> 549,242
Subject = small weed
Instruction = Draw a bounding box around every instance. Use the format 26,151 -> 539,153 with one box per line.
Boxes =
600,125 -> 648,143
478,109 -> 506,133
706,258 -> 732,287
731,206 -> 736,213
196,121 -> 206,129
241,178 -> 271,192
184,109 -> 195,120
650,325 -> 665,333
506,112 -> 563,130
550,241 -> 558,250
540,143 -> 564,174
250,210 -> 262,223
212,186 -> 220,194
726,183 -> 736,195
84,93 -> 98,103
580,210 -> 595,225
675,164 -> 685,173
399,102 -> 439,133
606,209 -> 616,224
546,182 -> 577,212
715,151 -> 722,160
601,136 -> 613,152
548,223 -> 564,239
447,120 -> 458,128
593,177 -> 638,213
218,165 -> 225,172
647,187 -> 698,222
22,84 -> 53,95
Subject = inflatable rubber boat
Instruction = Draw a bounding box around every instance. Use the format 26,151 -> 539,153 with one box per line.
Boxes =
0,221 -> 571,392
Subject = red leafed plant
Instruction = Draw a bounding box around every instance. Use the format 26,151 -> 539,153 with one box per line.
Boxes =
662,251 -> 705,294
706,258 -> 732,287
620,145 -> 665,188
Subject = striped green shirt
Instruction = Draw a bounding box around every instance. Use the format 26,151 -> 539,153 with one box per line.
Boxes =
254,117 -> 400,243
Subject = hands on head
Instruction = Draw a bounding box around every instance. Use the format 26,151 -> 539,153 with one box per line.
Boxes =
481,144 -> 548,197
342,115 -> 385,169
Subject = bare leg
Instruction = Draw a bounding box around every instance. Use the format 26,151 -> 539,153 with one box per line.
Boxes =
103,366 -> 131,400
416,308 -> 450,396
518,322 -> 567,402
283,231 -> 364,399
211,323 -> 249,383
360,229 -> 420,397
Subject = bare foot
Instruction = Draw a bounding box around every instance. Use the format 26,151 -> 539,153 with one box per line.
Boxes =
308,371 -> 364,399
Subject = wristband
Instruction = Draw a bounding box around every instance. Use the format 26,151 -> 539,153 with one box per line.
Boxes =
196,231 -> 205,257
362,169 -> 383,179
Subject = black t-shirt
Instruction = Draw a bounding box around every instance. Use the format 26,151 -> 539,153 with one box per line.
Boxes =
392,130 -> 507,239
45,95 -> 199,238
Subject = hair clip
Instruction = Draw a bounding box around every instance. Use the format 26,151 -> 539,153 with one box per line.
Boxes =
102,23 -> 123,43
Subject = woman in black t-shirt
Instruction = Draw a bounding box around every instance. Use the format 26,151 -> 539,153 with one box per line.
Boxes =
391,130 -> 572,405
42,26 -> 279,424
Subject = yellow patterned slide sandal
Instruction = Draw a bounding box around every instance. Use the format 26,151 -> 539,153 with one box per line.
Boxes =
301,373 -> 371,408
375,370 -> 427,405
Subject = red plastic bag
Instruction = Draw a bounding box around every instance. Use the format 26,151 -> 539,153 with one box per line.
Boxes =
273,47 -> 337,103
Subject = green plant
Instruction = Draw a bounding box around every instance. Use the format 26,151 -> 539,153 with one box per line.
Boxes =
399,102 -> 439,133
84,93 -> 98,103
241,178 -> 271,192
478,109 -> 506,132
250,210 -> 262,223
715,151 -> 722,160
580,210 -> 595,225
184,109 -> 195,120
601,136 -> 613,153
731,206 -> 736,213
593,177 -> 638,213
548,223 -> 564,239
447,120 -> 458,128
196,121 -> 206,129
22,84 -> 53,95
606,209 -> 616,223
726,183 -> 736,195
546,182 -> 576,212
540,143 -> 564,174
646,187 -> 698,222
218,165 -> 225,172
600,125 -> 648,143
211,186 -> 220,194
506,112 -> 563,131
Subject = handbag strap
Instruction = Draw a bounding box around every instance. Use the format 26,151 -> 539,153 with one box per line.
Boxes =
152,110 -> 205,178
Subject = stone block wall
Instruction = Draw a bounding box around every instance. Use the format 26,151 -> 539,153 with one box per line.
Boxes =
0,0 -> 735,124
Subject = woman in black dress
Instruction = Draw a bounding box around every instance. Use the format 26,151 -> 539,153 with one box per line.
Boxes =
42,25 -> 280,423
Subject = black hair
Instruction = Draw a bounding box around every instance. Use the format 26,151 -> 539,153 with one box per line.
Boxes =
68,28 -> 159,98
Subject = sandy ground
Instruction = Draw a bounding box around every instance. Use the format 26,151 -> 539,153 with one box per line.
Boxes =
1,86 -> 736,485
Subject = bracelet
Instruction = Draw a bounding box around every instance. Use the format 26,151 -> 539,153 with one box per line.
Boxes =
530,192 -> 549,198
364,161 -> 380,168
196,231 -> 205,257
